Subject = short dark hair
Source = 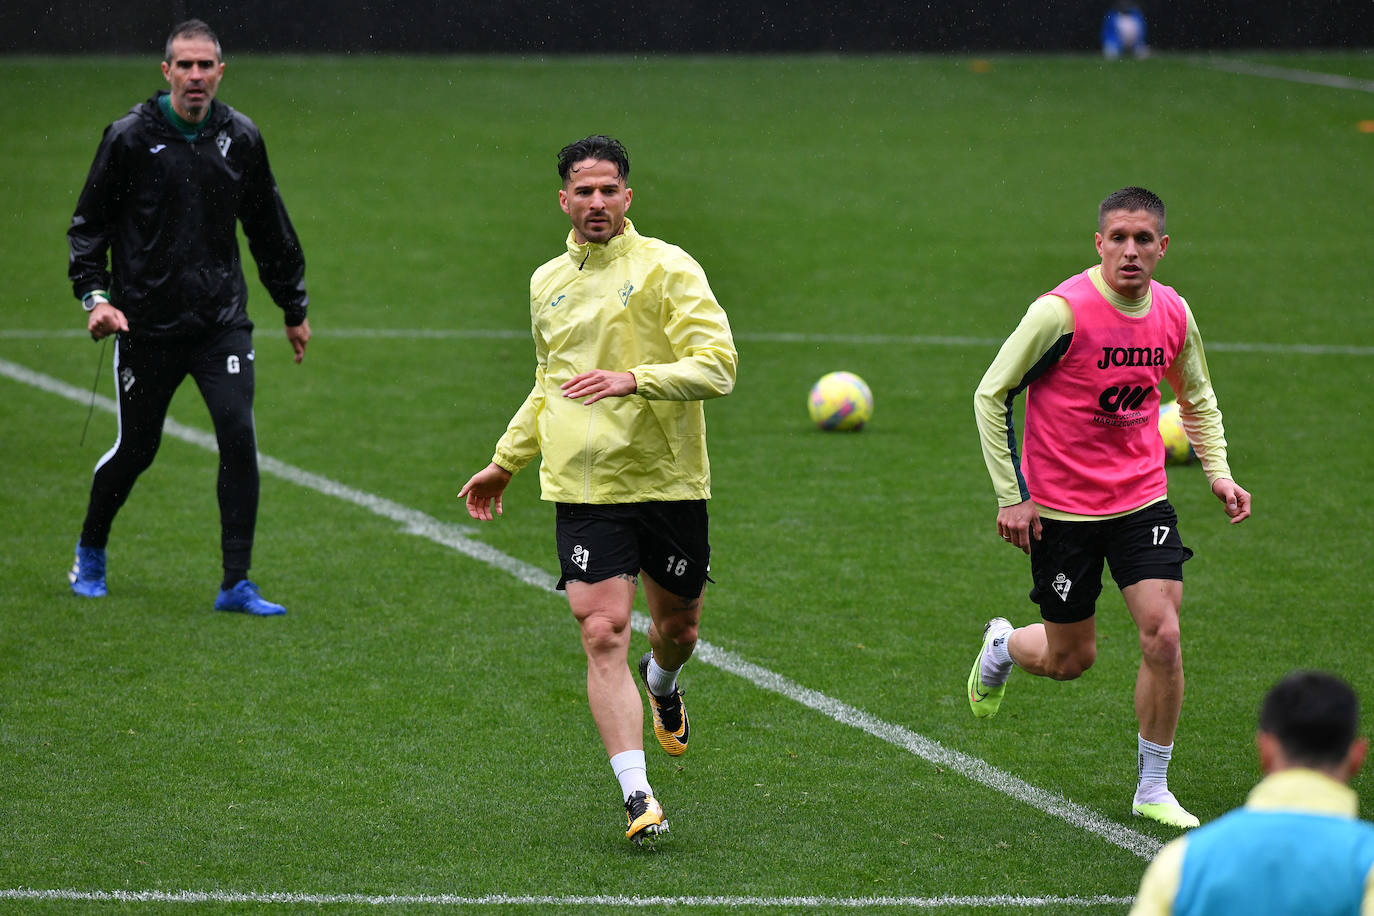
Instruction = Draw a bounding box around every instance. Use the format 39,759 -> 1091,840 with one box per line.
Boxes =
1098,186 -> 1166,234
1259,670 -> 1360,768
557,135 -> 630,184
165,19 -> 222,62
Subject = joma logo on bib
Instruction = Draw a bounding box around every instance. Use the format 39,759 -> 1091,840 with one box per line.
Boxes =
1096,346 -> 1165,369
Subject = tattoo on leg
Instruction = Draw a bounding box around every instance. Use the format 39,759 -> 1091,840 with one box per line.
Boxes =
615,572 -> 639,585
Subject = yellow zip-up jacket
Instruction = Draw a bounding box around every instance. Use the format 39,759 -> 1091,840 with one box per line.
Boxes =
492,219 -> 737,504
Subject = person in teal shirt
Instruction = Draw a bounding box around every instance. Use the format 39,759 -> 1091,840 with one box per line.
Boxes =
1132,671 -> 1374,915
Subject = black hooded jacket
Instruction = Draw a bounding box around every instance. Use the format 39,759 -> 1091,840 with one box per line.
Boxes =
68,90 -> 307,337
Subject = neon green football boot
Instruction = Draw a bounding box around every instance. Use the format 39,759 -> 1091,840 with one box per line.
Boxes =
967,617 -> 1014,718
1133,795 -> 1200,829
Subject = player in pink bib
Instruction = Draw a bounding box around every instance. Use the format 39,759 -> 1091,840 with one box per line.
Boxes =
1022,269 -> 1188,516
970,187 -> 1252,829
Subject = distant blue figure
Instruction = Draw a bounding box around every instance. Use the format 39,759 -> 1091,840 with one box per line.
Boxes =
1102,2 -> 1148,59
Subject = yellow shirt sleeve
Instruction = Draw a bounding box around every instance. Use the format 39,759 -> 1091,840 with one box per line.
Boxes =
629,257 -> 737,402
1130,836 -> 1187,916
1162,298 -> 1234,486
974,294 -> 1073,507
492,306 -> 551,475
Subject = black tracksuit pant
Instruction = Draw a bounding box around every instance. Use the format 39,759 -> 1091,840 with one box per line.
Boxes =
80,326 -> 259,576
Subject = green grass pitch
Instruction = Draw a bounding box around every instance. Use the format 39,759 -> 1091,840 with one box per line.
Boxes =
2,50 -> 1373,914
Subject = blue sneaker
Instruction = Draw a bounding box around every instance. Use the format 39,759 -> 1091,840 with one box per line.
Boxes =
68,544 -> 108,598
214,580 -> 286,616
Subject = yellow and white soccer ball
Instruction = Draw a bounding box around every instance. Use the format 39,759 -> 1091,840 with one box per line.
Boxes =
1158,401 -> 1196,465
808,371 -> 873,431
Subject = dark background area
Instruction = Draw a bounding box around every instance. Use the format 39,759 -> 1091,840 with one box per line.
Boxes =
3,1 -> 1372,54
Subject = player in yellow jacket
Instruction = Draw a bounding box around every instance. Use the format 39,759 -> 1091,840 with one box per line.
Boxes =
460,136 -> 737,845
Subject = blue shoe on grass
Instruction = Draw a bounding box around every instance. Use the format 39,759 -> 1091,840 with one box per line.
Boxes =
68,544 -> 108,598
214,580 -> 286,616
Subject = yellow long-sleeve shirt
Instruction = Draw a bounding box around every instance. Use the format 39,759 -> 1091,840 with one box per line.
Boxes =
493,219 -> 737,504
973,266 -> 1233,518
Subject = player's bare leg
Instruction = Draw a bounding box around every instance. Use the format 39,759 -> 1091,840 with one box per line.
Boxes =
567,576 -> 668,843
567,576 -> 642,756
642,575 -> 701,671
639,576 -> 700,756
1122,577 -> 1196,828
1123,578 -> 1185,745
968,617 -> 1094,718
1007,618 -> 1097,680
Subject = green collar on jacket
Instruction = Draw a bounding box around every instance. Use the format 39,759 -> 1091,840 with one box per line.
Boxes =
157,92 -> 212,142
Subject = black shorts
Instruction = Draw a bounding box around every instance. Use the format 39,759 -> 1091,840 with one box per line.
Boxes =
1028,501 -> 1193,624
554,500 -> 712,599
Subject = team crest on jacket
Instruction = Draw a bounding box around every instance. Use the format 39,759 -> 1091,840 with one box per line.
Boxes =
215,131 -> 232,158
619,282 -> 634,307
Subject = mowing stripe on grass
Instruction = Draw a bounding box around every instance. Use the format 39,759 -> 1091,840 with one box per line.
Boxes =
5,327 -> 1373,355
0,888 -> 1135,908
0,354 -> 1160,862
1195,56 -> 1374,94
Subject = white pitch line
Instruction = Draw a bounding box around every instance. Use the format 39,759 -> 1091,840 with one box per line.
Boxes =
4,326 -> 1371,355
0,354 -> 1160,862
1196,56 -> 1374,94
695,643 -> 1161,859
0,889 -> 1135,908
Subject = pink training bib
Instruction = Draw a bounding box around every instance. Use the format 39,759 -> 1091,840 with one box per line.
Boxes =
1022,270 -> 1188,515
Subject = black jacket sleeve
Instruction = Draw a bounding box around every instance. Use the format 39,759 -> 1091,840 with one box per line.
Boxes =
67,122 -> 124,301
239,129 -> 308,326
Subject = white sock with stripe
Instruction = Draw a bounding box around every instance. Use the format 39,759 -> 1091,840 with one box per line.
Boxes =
1133,734 -> 1178,805
611,749 -> 652,802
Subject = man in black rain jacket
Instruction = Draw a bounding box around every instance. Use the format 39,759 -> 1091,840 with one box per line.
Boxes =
66,18 -> 311,615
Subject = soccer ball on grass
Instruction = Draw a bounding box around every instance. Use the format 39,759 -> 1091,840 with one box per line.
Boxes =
808,371 -> 873,431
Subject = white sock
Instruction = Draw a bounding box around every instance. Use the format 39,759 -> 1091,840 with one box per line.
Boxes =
980,624 -> 1015,686
646,655 -> 680,697
1134,735 -> 1177,805
611,749 -> 652,802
